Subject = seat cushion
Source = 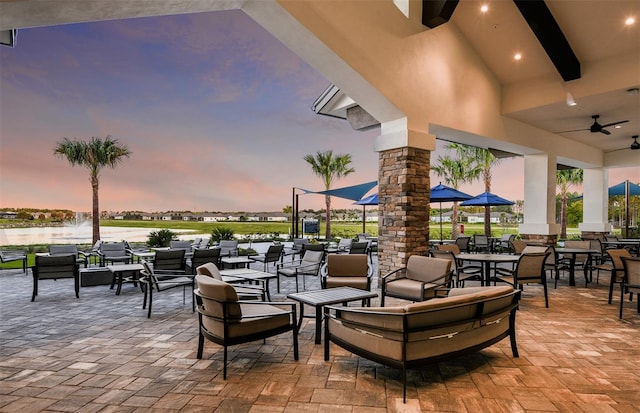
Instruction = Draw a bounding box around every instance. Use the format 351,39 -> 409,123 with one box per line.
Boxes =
385,278 -> 439,301
325,276 -> 369,290
202,303 -> 290,339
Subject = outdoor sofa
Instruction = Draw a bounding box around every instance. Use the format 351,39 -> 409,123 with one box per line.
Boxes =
324,285 -> 521,401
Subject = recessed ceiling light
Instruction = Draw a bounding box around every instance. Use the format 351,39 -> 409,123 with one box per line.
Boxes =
625,16 -> 635,26
480,4 -> 489,13
514,53 -> 522,61
614,125 -> 622,129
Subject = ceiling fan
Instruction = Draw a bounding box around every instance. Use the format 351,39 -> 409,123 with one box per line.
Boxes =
557,114 -> 629,135
631,135 -> 639,150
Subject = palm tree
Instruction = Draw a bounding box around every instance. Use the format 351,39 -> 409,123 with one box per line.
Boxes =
54,136 -> 131,243
449,143 -> 502,236
431,155 -> 480,239
303,150 -> 355,240
556,169 -> 583,239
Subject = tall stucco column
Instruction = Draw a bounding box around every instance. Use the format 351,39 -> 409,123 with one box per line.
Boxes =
518,153 -> 560,245
374,118 -> 435,275
579,168 -> 611,237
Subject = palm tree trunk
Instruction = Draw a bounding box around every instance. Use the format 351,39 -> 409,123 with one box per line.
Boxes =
484,206 -> 491,236
452,202 -> 459,239
92,177 -> 100,244
325,195 -> 331,240
560,196 -> 568,239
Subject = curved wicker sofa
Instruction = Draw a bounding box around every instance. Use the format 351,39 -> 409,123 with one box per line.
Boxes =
323,286 -> 521,401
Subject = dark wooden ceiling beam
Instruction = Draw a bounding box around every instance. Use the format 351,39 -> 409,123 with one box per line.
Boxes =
513,0 -> 581,81
422,0 -> 459,28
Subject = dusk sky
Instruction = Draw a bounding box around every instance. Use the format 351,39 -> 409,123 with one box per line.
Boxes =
1,10 -> 637,214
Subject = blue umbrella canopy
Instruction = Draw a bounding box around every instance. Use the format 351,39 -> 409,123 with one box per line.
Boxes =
608,181 -> 640,197
429,183 -> 472,242
430,183 -> 473,203
354,193 -> 378,205
354,193 -> 378,232
460,191 -> 515,206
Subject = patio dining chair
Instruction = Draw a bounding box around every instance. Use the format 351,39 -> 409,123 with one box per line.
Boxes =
593,249 -> 631,304
454,236 -> 471,253
619,257 -> 640,319
98,242 -> 131,266
472,234 -> 491,253
140,260 -> 195,318
0,249 -> 27,273
431,248 -> 482,288
250,244 -> 284,272
336,238 -> 353,253
153,249 -> 186,272
49,244 -> 88,268
31,254 -> 79,302
169,240 -> 192,251
494,251 -> 550,307
276,249 -> 325,292
349,241 -> 369,255
219,240 -> 239,257
189,248 -> 221,274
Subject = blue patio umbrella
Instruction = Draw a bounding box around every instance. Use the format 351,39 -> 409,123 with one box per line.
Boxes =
355,193 -> 378,205
430,183 -> 473,242
460,191 -> 515,207
608,181 -> 640,197
608,181 -> 640,237
461,191 -> 515,236
573,180 -> 639,237
354,193 -> 378,232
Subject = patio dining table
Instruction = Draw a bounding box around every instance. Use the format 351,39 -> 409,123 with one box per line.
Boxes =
555,247 -> 599,287
456,253 -> 519,286
602,239 -> 640,256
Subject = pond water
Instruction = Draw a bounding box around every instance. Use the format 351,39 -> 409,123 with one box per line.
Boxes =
0,225 -> 197,246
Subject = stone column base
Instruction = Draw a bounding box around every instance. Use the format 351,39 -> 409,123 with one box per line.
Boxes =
520,233 -> 557,246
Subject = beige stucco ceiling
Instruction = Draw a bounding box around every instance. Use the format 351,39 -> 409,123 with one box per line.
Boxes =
1,0 -> 639,161
451,0 -> 639,155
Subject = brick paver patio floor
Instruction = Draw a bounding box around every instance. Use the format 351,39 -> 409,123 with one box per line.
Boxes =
1,259 -> 639,412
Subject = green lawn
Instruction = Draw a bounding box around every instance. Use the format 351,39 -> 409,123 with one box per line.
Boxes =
0,219 -> 587,271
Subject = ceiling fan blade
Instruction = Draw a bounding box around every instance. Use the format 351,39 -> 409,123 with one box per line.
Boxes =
600,129 -> 611,135
555,128 -> 590,133
600,120 -> 629,128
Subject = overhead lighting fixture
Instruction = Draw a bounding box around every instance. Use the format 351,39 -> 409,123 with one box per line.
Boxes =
625,16 -> 636,26
0,29 -> 17,48
631,136 -> 640,150
514,53 -> 522,61
566,91 -> 577,106
480,4 -> 488,13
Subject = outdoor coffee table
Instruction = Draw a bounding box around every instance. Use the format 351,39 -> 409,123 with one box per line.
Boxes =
107,263 -> 144,295
220,268 -> 277,300
220,256 -> 253,269
287,287 -> 378,344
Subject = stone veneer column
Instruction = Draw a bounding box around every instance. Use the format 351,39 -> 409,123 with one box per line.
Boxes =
377,146 -> 431,276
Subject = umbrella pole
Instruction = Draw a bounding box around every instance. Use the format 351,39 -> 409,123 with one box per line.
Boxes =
362,206 -> 366,234
440,202 -> 443,243
625,180 -> 630,238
